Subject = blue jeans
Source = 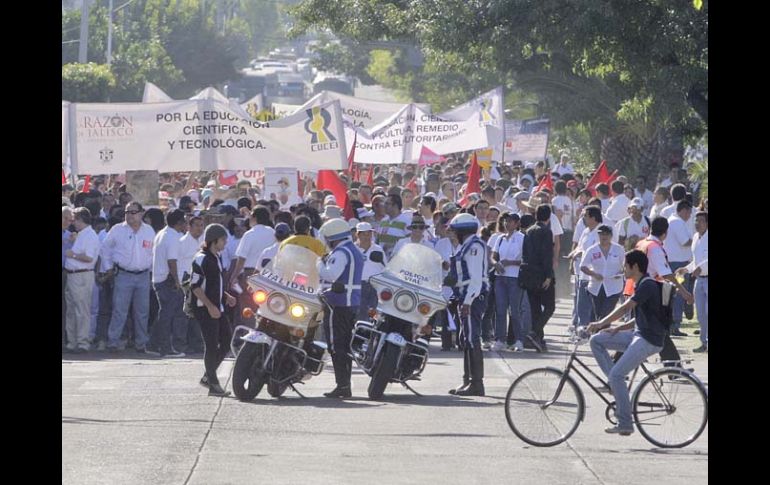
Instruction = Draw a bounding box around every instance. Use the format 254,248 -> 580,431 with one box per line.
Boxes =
149,277 -> 186,354
576,280 -> 595,326
93,278 -> 113,343
695,277 -> 708,345
495,277 -> 523,343
89,280 -> 100,341
108,270 -> 151,349
461,292 -> 487,349
520,289 -> 532,336
590,287 -> 620,320
590,330 -> 662,430
668,261 -> 689,329
482,277 -> 496,341
356,281 -> 378,322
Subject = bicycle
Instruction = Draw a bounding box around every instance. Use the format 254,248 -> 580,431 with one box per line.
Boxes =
504,328 -> 708,448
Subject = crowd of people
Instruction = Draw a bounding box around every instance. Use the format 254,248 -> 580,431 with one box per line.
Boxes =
61,152 -> 708,400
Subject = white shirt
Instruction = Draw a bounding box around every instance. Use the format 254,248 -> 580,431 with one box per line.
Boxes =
178,233 -> 204,280
552,195 -> 575,231
553,163 -> 574,176
222,236 -> 241,271
235,224 -> 276,269
100,222 -> 155,272
492,231 -> 524,278
393,237 -> 434,257
454,237 -> 487,305
660,202 -> 678,220
643,236 -> 672,279
614,215 -> 650,245
549,213 -> 564,237
151,226 -> 183,283
686,230 -> 708,276
605,194 -> 630,228
356,242 -> 388,281
572,218 -> 586,245
599,198 -> 611,215
487,232 -> 503,252
65,226 -> 100,271
664,215 -> 693,262
257,242 -> 280,271
575,226 -> 600,281
649,202 -> 668,221
580,242 -> 625,297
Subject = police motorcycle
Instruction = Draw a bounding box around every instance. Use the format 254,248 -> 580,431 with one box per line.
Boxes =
230,244 -> 328,400
350,243 -> 447,399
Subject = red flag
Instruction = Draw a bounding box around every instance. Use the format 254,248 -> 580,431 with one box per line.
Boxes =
606,169 -> 620,186
366,164 -> 374,186
418,145 -> 446,166
585,160 -> 612,195
535,170 -> 554,194
405,176 -> 417,193
82,175 -> 91,193
459,152 -> 481,207
317,170 -> 351,219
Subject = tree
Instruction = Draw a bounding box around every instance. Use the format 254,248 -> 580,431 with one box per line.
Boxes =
62,63 -> 116,102
290,0 -> 708,176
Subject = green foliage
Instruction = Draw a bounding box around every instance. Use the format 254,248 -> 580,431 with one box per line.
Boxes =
687,159 -> 708,199
62,63 -> 116,102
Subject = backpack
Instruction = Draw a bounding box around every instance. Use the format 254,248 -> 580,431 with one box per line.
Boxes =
639,276 -> 674,330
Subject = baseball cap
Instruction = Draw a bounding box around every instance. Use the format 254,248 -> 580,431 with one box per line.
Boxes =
597,224 -> 613,235
629,197 -> 644,209
356,222 -> 373,232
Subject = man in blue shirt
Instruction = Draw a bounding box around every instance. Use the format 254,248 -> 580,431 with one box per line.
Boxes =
587,249 -> 667,436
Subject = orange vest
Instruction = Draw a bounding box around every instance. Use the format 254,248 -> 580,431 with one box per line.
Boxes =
623,238 -> 666,296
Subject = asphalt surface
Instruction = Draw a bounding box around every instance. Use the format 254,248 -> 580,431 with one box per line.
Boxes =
62,298 -> 708,485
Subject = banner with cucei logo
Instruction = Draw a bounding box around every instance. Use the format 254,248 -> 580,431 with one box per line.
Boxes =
440,86 -> 505,160
300,90 -> 431,130
67,99 -> 348,175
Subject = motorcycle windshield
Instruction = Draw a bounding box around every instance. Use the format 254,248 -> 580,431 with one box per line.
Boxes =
270,244 -> 321,292
385,243 -> 443,292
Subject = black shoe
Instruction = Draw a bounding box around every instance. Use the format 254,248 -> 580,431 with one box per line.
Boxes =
539,339 -> 548,352
694,330 -> 701,335
323,386 -> 352,398
208,383 -> 230,397
448,382 -> 470,395
455,381 -> 485,396
526,335 -> 544,353
199,375 -> 210,388
692,345 -> 708,353
135,347 -> 147,354
671,330 -> 688,337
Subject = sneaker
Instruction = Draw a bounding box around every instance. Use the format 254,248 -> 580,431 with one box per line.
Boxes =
199,375 -> 210,388
166,350 -> 186,358
509,340 -> 524,352
692,345 -> 708,353
482,341 -> 493,350
526,335 -> 544,353
671,330 -> 688,337
491,341 -> 507,352
605,426 -> 634,436
144,348 -> 163,357
694,330 -> 701,335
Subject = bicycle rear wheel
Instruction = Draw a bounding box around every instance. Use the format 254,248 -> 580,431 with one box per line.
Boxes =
632,368 -> 708,448
505,367 -> 584,447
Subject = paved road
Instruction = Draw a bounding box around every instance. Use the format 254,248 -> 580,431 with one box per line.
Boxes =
62,299 -> 708,484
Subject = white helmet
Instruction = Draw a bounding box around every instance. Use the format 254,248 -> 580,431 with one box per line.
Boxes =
319,218 -> 351,243
449,213 -> 480,233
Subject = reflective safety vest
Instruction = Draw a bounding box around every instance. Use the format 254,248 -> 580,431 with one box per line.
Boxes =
321,240 -> 364,307
449,235 -> 488,301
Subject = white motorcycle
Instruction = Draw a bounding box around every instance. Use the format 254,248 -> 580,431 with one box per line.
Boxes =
230,245 -> 328,400
350,244 -> 447,399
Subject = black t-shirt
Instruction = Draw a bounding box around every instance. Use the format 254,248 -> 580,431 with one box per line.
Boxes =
190,249 -> 225,312
631,276 -> 665,347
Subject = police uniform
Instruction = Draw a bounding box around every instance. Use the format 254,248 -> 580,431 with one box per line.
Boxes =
318,238 -> 364,393
447,216 -> 489,396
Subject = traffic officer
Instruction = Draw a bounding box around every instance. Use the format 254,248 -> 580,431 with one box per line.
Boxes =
317,218 -> 364,398
446,213 -> 488,397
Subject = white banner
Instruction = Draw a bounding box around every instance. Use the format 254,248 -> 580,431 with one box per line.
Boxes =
347,104 -> 489,165
300,91 -> 430,130
240,94 -> 265,119
271,103 -> 302,119
142,82 -> 173,103
70,99 -> 348,175
504,118 -> 550,162
440,86 -> 505,159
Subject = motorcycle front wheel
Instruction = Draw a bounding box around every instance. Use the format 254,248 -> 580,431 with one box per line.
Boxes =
232,342 -> 268,402
367,342 -> 400,400
267,381 -> 289,397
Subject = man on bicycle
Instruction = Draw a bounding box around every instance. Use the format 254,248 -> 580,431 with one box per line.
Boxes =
586,249 -> 666,436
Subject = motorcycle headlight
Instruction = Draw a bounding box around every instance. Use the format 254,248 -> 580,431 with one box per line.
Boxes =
394,291 -> 417,313
267,293 -> 288,314
289,303 -> 306,319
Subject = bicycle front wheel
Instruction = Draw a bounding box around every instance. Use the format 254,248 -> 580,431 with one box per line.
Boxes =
633,368 -> 708,448
505,367 -> 584,447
